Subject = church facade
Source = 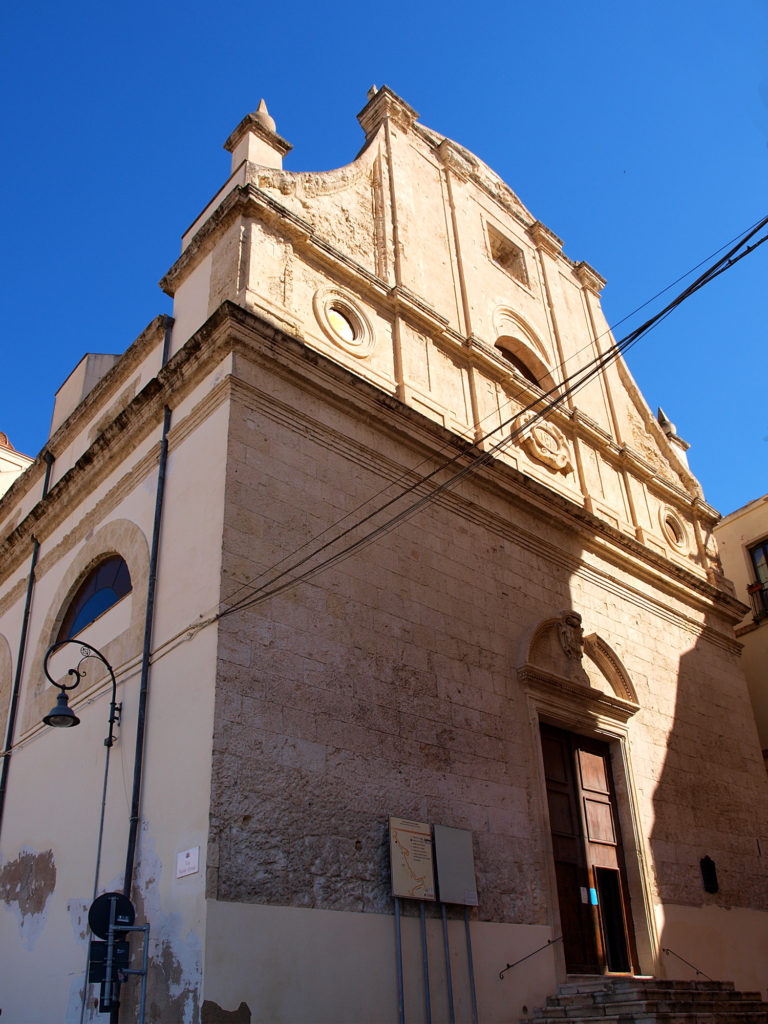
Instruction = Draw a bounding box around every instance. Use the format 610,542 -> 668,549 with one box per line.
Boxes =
1,88 -> 766,1023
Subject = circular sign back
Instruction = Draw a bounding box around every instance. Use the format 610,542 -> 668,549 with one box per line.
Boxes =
88,892 -> 136,939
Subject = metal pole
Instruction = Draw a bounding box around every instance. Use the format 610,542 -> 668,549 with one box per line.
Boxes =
104,895 -> 117,1011
464,906 -> 478,1024
394,897 -> 405,1024
441,903 -> 455,1024
419,901 -> 431,1024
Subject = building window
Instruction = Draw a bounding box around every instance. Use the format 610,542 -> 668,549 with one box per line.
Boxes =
57,556 -> 132,641
488,225 -> 529,287
659,506 -> 688,553
498,348 -> 540,388
748,540 -> 768,620
313,286 -> 376,358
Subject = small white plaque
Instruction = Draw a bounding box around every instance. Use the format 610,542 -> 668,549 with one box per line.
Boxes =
176,846 -> 199,878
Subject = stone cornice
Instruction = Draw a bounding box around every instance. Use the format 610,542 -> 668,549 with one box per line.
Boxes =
0,314 -> 170,526
518,664 -> 639,723
0,310 -> 230,582
529,221 -> 564,257
436,139 -> 475,181
571,410 -> 621,457
161,187 -> 727,607
0,301 -> 746,645
692,496 -> 721,524
614,356 -> 701,499
357,86 -> 419,140
618,445 -> 656,481
223,112 -> 292,159
576,261 -> 607,295
215,303 -> 745,625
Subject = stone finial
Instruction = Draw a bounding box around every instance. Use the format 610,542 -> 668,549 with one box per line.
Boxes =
657,407 -> 677,439
657,406 -> 691,467
224,99 -> 292,172
253,98 -> 277,133
367,84 -> 378,101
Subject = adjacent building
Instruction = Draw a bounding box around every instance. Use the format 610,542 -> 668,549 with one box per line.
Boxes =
1,88 -> 767,1023
0,433 -> 33,500
715,493 -> 768,771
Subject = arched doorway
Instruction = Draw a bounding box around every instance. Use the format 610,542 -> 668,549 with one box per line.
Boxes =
519,611 -> 655,976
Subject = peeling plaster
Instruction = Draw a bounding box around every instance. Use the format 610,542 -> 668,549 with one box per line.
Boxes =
0,847 -> 56,950
202,1000 -> 252,1023
118,830 -> 202,1024
67,898 -> 89,942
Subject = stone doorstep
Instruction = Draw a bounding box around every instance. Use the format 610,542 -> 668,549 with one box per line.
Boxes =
551,995 -> 764,1010
530,1016 -> 768,1024
560,979 -> 736,995
532,1005 -> 768,1020
523,978 -> 768,1024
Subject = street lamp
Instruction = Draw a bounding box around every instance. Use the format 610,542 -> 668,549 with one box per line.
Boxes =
42,640 -> 121,745
42,639 -> 125,1020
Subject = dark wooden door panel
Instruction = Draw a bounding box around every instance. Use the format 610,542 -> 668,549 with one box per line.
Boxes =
540,724 -> 636,975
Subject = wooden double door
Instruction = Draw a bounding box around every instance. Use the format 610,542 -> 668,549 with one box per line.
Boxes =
540,724 -> 636,975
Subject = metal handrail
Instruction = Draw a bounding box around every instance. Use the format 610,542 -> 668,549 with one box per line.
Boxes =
662,946 -> 712,981
500,936 -> 563,979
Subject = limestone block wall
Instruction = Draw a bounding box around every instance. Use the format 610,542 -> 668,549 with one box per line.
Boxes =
162,88 -> 722,594
205,318 -> 768,1014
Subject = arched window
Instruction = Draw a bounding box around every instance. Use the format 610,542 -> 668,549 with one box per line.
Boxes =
57,556 -> 132,641
498,349 -> 540,388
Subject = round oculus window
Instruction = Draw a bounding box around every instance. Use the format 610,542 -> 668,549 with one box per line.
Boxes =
327,306 -> 357,344
659,506 -> 687,551
313,287 -> 376,358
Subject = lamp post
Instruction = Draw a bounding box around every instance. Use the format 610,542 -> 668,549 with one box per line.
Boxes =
42,639 -> 121,745
42,639 -> 123,1021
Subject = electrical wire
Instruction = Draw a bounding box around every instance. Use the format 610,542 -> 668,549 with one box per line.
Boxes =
219,214 -> 768,613
212,215 -> 768,622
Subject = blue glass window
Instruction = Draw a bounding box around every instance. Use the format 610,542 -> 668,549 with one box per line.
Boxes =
57,556 -> 132,641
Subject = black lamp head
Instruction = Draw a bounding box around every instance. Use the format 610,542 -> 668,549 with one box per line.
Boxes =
42,690 -> 80,729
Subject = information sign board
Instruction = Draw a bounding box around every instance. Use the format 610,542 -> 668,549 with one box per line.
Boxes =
433,824 -> 478,905
389,817 -> 436,900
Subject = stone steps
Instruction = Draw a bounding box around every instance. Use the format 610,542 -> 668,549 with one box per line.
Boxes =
523,978 -> 768,1024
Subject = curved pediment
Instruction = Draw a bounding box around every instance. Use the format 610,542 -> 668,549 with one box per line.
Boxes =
518,611 -> 639,721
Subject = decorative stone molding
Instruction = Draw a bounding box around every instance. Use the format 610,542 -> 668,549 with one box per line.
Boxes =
520,611 -> 639,715
313,286 -> 376,358
493,308 -> 550,364
517,411 -> 573,474
518,664 -> 639,724
582,633 -> 638,705
529,221 -> 564,257
558,611 -> 585,660
357,86 -> 419,139
576,261 -> 607,295
22,518 -> 150,735
436,139 -> 475,180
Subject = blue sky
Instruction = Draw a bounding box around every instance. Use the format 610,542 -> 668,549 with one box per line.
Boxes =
1,1 -> 765,514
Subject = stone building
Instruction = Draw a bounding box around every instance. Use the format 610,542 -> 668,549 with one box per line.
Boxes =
1,88 -> 767,1023
715,494 -> 768,772
0,432 -> 33,500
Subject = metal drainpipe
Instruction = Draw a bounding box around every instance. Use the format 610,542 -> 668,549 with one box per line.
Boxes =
0,450 -> 55,840
122,319 -> 173,899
